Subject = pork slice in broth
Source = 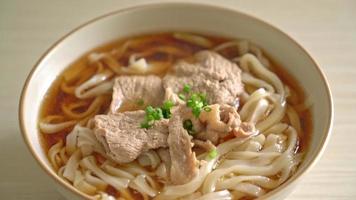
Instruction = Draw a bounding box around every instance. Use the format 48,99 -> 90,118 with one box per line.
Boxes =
94,111 -> 169,163
110,75 -> 165,113
157,148 -> 172,181
197,104 -> 242,144
167,106 -> 198,185
163,50 -> 243,105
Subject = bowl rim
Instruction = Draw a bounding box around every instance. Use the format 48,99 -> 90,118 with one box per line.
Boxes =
18,1 -> 334,199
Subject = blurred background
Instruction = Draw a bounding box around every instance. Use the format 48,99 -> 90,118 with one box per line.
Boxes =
0,0 -> 355,199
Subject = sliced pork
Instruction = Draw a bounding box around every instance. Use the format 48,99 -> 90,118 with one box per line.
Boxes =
110,75 -> 164,113
94,111 -> 168,163
198,104 -> 242,144
167,106 -> 198,185
163,50 -> 243,105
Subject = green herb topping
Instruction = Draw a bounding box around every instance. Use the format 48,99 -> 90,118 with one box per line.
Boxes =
162,100 -> 174,119
141,84 -> 211,129
183,119 -> 195,135
178,93 -> 186,100
203,106 -> 212,112
141,100 -> 174,129
183,84 -> 191,93
140,106 -> 163,129
186,93 -> 208,118
208,148 -> 218,159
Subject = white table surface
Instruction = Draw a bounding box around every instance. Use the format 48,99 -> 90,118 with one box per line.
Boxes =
1,0 -> 355,199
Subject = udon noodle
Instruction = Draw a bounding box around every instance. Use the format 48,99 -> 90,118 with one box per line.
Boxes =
39,32 -> 311,200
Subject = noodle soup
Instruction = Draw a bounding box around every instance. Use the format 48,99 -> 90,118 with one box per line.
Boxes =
39,32 -> 311,200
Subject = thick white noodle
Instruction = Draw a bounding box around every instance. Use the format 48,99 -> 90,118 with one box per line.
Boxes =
84,170 -> 108,190
73,170 -> 97,195
226,151 -> 281,160
217,175 -> 275,190
240,54 -> 285,99
173,33 -> 213,48
240,88 -> 269,121
202,152 -> 292,193
155,160 -> 215,200
48,140 -> 63,170
217,157 -> 273,169
75,71 -> 113,99
77,126 -> 106,156
242,72 -> 275,93
256,95 -> 286,132
262,134 -> 286,153
102,164 -> 135,180
233,182 -> 266,197
88,52 -> 106,63
234,135 -> 264,152
245,141 -> 263,152
213,40 -> 249,56
76,80 -> 113,99
63,149 -> 82,182
39,120 -> 76,134
249,45 -> 270,68
155,136 -> 253,199
195,190 -> 232,200
248,98 -> 269,124
263,123 -> 289,135
121,162 -> 153,177
202,126 -> 298,194
59,147 -> 68,163
129,55 -> 149,72
80,156 -> 130,190
66,124 -> 106,157
129,175 -> 157,197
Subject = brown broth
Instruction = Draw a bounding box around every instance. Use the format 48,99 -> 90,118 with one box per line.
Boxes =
39,32 -> 312,199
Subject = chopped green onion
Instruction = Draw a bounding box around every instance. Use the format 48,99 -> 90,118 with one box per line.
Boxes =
199,93 -> 208,107
153,108 -> 163,120
140,121 -> 151,129
141,106 -> 163,129
141,84 -> 211,129
183,119 -> 195,135
183,84 -> 191,93
162,100 -> 174,119
178,93 -> 186,100
186,92 -> 208,118
203,106 -> 212,112
208,149 -> 218,159
146,106 -> 155,114
162,100 -> 174,110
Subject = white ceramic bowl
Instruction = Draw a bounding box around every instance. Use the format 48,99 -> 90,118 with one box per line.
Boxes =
19,2 -> 333,200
